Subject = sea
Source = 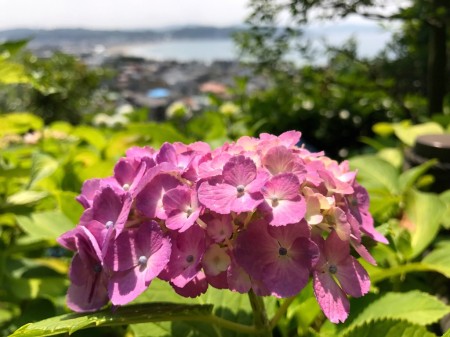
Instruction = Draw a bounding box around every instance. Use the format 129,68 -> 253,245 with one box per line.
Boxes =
107,23 -> 394,64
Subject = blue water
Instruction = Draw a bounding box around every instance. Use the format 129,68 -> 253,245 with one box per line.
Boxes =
110,25 -> 393,63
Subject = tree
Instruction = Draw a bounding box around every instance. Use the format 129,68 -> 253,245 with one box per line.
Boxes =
236,0 -> 449,116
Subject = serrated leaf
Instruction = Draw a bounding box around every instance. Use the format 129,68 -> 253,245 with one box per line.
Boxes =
27,153 -> 59,189
10,302 -> 213,337
15,210 -> 75,241
341,319 -> 437,337
404,189 -> 446,258
346,291 -> 450,329
6,191 -> 48,205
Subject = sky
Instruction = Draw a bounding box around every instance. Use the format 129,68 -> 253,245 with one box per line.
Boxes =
0,0 -> 250,30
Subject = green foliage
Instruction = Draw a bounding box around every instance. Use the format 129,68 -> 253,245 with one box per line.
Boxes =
340,319 -> 438,337
346,291 -> 450,328
9,303 -> 213,337
0,41 -> 111,125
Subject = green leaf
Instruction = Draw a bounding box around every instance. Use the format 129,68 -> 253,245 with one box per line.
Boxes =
28,153 -> 59,189
10,277 -> 68,300
349,155 -> 401,220
439,190 -> 450,229
0,39 -> 28,57
0,60 -> 29,84
398,160 -> 437,193
55,191 -> 83,224
131,322 -> 172,337
349,155 -> 400,194
127,122 -> 191,146
372,122 -> 395,137
15,210 -> 75,241
345,291 -> 450,329
341,319 -> 437,337
6,191 -> 48,205
0,112 -> 44,137
394,122 -> 444,147
72,126 -> 107,152
135,279 -> 274,337
377,148 -> 403,170
10,302 -> 213,337
187,111 -> 228,142
403,189 -> 446,258
422,241 -> 450,278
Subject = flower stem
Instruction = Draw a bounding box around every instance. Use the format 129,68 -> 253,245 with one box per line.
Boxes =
204,314 -> 258,334
248,290 -> 272,337
269,296 -> 296,329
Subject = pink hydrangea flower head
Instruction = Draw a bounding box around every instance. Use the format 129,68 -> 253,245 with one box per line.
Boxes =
60,131 -> 383,320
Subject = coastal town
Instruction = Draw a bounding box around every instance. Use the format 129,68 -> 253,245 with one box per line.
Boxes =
100,55 -> 269,122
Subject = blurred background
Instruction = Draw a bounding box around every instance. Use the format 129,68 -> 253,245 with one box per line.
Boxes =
1,1 -> 450,336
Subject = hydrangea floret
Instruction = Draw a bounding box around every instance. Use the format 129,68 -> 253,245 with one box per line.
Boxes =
58,131 -> 387,323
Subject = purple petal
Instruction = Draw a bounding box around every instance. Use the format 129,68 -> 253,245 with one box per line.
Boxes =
262,237 -> 318,297
108,267 -> 147,305
261,198 -> 306,227
324,231 -> 350,265
313,271 -> 349,323
172,272 -> 208,298
197,181 -> 236,214
136,174 -> 181,219
203,213 -> 233,243
262,173 -> 300,200
222,155 -> 257,187
227,257 -> 252,294
67,254 -> 109,312
165,226 -> 206,288
335,256 -> 370,298
262,146 -> 296,175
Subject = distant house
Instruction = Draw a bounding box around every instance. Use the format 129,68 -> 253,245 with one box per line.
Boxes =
199,81 -> 228,97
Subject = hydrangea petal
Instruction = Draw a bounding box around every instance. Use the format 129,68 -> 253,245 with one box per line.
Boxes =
313,271 -> 349,323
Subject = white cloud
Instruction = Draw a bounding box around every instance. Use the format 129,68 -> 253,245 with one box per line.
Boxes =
0,0 -> 249,30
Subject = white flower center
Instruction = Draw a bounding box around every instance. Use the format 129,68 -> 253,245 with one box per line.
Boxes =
236,185 -> 245,196
138,255 -> 148,266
